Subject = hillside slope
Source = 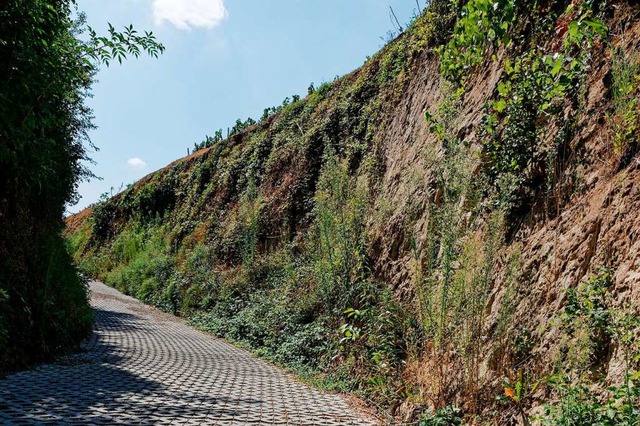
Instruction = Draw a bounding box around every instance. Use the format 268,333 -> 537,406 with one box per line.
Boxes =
67,1 -> 640,423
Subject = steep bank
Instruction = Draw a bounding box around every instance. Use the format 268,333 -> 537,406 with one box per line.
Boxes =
67,1 -> 640,423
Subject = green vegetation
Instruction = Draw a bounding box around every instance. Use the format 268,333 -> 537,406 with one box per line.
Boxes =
312,150 -> 369,314
417,79 -> 510,407
419,405 -> 464,426
608,47 -> 640,167
439,0 -> 610,219
541,269 -> 640,425
67,0 -> 639,423
0,0 -> 163,371
73,40 -> 386,405
238,176 -> 262,266
439,0 -> 518,82
191,94 -> 305,152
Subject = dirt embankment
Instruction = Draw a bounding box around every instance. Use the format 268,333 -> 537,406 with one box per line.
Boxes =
67,3 -> 640,422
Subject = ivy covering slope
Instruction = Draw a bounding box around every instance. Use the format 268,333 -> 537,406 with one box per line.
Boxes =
67,1 -> 640,423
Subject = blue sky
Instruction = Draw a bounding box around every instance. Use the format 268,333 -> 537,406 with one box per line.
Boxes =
70,0 -> 422,213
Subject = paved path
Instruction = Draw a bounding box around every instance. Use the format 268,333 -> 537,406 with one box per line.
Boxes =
0,281 -> 376,425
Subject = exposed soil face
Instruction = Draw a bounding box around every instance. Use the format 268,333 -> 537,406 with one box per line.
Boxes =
369,10 -> 640,297
65,206 -> 92,235
364,9 -> 640,405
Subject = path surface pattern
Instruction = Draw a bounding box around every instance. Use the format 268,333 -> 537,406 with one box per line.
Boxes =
0,281 -> 376,425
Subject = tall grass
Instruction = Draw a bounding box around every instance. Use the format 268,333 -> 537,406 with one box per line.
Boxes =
312,148 -> 370,314
608,46 -> 640,165
412,79 -> 511,407
239,176 -> 262,267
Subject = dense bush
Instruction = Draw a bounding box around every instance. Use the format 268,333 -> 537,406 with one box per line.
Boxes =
0,0 -> 95,371
0,0 -> 162,371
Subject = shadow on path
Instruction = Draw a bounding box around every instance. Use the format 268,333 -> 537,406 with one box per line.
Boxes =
0,308 -> 262,424
0,281 -> 372,425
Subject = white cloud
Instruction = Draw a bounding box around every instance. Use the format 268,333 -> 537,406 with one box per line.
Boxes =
127,157 -> 147,169
152,0 -> 227,30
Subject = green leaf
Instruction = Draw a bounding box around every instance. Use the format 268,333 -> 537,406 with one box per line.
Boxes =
504,57 -> 513,74
497,82 -> 508,96
551,58 -> 563,77
568,21 -> 579,39
424,111 -> 433,123
582,18 -> 608,36
493,99 -> 507,113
